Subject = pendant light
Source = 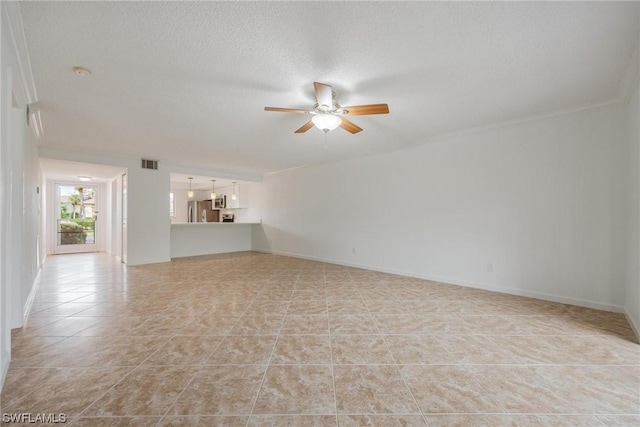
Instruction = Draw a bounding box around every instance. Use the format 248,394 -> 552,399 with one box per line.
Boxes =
210,179 -> 216,199
231,182 -> 237,200
187,177 -> 194,198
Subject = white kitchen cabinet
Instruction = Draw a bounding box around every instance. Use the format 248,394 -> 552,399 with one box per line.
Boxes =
224,183 -> 247,209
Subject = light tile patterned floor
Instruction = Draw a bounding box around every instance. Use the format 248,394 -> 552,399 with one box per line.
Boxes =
1,251 -> 639,426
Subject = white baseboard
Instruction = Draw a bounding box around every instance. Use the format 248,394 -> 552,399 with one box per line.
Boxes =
1,350 -> 10,390
624,307 -> 640,342
256,248 -> 625,314
23,266 -> 42,323
424,273 -> 625,314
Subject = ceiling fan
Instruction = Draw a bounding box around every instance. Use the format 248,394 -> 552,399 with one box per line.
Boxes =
264,82 -> 389,134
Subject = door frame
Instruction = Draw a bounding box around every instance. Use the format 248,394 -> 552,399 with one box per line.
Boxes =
51,181 -> 99,254
121,172 -> 127,264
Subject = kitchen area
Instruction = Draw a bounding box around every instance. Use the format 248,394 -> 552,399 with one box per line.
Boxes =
187,196 -> 235,223
169,174 -> 262,258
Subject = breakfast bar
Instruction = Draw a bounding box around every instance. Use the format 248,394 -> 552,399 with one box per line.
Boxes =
170,222 -> 261,259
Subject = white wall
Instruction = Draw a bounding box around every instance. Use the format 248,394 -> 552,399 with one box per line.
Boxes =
126,165 -> 171,265
170,224 -> 254,258
7,107 -> 25,330
104,177 -> 113,255
109,176 -> 119,256
0,10 -> 43,387
253,103 -> 629,312
20,111 -> 42,319
0,15 -> 11,385
624,76 -> 639,334
171,187 -> 189,223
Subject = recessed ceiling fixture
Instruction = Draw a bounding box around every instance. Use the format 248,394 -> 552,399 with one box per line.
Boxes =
78,176 -> 92,182
210,180 -> 216,199
231,182 -> 237,201
265,82 -> 389,134
187,177 -> 194,198
72,66 -> 92,77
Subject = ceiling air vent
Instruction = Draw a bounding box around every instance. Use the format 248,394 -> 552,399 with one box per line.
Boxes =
141,159 -> 158,170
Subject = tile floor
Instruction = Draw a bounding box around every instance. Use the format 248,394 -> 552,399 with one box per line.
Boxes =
1,251 -> 639,426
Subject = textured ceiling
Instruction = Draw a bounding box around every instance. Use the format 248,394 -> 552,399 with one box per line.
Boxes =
39,159 -> 126,183
170,173 -> 247,192
19,1 -> 639,176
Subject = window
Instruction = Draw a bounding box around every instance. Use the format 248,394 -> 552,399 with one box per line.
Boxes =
169,192 -> 175,217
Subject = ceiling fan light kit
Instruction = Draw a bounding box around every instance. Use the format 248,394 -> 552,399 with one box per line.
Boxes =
312,114 -> 342,132
265,82 -> 389,134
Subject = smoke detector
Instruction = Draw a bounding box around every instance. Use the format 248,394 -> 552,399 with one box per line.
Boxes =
72,66 -> 92,77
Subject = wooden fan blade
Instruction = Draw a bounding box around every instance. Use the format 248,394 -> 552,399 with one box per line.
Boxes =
341,104 -> 389,116
294,121 -> 314,133
264,107 -> 310,114
340,117 -> 363,134
313,82 -> 333,109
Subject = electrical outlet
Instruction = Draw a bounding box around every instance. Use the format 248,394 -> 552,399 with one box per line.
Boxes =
487,263 -> 493,272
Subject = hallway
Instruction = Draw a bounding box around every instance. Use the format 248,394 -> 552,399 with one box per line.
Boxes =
1,252 -> 638,426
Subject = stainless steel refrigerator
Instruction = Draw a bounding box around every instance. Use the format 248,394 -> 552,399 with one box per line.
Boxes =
187,200 -> 219,222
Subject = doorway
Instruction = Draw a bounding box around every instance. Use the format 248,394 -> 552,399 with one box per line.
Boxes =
53,184 -> 99,254
121,173 -> 127,264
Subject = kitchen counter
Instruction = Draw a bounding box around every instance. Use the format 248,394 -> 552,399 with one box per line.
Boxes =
171,222 -> 261,225
170,222 -> 261,258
